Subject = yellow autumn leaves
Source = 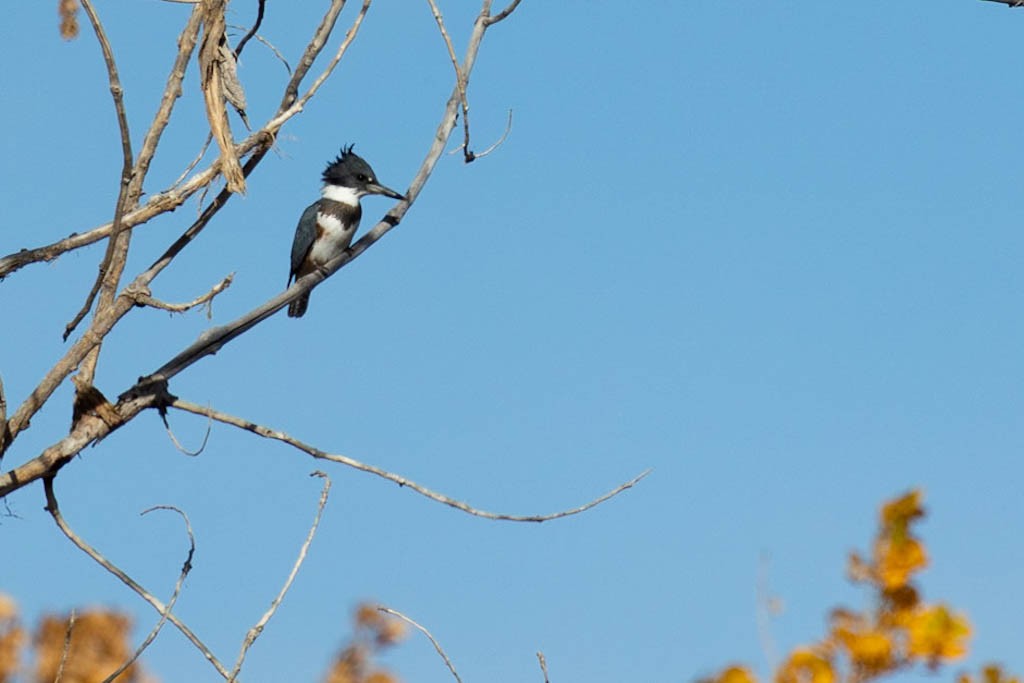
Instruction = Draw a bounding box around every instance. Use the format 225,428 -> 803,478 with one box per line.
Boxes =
709,490 -> 1008,683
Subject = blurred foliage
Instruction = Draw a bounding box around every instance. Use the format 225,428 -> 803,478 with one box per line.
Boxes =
707,490 -> 1013,683
2,493 -> 1013,681
0,600 -> 146,683
0,599 -> 404,683
323,604 -> 405,683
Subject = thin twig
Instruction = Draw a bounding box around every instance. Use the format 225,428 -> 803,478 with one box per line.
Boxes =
101,505 -> 196,683
227,472 -> 331,682
228,24 -> 291,73
537,652 -> 550,683
172,133 -> 214,189
53,608 -> 76,683
378,607 -> 462,683
171,399 -> 650,522
232,0 -> 265,58
448,108 -> 512,159
252,33 -> 292,73
279,0 -> 371,116
279,0 -> 348,110
130,273 -> 235,318
65,0 -> 137,343
485,0 -> 523,25
0,374 -> 7,456
43,476 -> 230,679
161,406 -> 212,456
425,0 -> 472,162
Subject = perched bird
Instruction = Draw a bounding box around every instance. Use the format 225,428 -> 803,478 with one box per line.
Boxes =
287,145 -> 404,318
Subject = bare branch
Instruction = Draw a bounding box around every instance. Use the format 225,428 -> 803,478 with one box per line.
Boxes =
232,0 -> 266,58
979,0 -> 1024,5
227,472 -> 331,682
43,476 -> 230,679
172,133 -> 214,189
485,0 -> 524,25
170,399 -> 650,522
129,273 -> 235,317
378,607 -> 462,683
0,142 -> 267,460
101,505 -> 196,683
537,652 -> 550,683
448,108 -> 512,160
161,406 -> 212,456
64,0 -> 137,342
53,608 -> 76,683
280,0 -> 372,117
279,0 -> 348,110
0,375 -> 7,456
425,0 -> 473,162
228,24 -> 291,73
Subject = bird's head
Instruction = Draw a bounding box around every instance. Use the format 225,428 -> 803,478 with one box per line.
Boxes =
322,145 -> 404,201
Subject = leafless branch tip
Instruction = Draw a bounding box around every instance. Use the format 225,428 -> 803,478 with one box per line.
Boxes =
378,607 -> 462,683
227,472 -> 331,682
100,505 -> 196,683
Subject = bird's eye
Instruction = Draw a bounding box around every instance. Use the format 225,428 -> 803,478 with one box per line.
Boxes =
357,173 -> 369,182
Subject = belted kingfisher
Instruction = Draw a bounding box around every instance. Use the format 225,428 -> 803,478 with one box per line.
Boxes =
286,145 -> 404,318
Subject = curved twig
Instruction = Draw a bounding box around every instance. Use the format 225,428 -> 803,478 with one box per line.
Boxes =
227,472 -> 331,682
100,505 -> 196,683
232,0 -> 265,58
161,405 -> 212,456
378,607 -> 462,683
42,476 -> 229,679
170,399 -> 650,522
448,108 -> 512,159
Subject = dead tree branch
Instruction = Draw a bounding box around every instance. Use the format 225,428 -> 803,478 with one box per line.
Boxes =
168,399 -> 649,522
101,505 -> 196,683
233,0 -> 266,59
227,472 -> 331,682
128,273 -> 235,317
64,0 -> 137,343
43,477 -> 228,679
425,0 -> 473,162
378,607 -> 462,683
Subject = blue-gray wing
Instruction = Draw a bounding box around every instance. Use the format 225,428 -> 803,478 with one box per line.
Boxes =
289,201 -> 320,283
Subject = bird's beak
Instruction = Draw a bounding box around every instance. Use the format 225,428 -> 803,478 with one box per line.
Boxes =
367,182 -> 405,201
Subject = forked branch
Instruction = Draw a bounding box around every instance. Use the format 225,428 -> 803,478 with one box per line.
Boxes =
43,477 -> 228,679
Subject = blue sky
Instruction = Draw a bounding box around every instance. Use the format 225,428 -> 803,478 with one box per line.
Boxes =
2,1 -> 1023,681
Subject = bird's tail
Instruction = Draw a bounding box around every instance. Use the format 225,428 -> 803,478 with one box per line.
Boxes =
288,293 -> 310,318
